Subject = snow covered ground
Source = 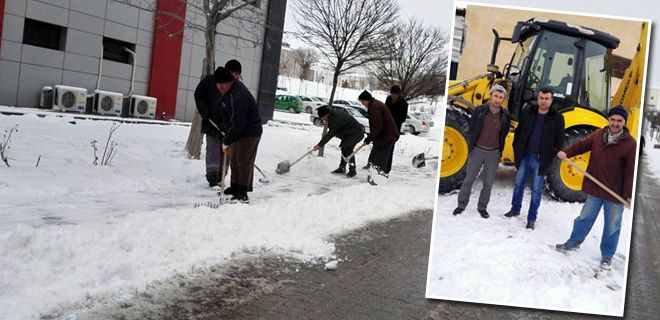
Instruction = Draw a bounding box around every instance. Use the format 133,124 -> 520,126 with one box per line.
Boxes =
426,150 -> 638,315
0,106 -> 440,319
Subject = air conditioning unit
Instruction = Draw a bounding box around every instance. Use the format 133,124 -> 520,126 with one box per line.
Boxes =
93,90 -> 124,116
129,95 -> 157,119
52,85 -> 87,113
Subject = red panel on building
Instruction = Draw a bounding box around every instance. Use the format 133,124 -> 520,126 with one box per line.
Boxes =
148,0 -> 186,120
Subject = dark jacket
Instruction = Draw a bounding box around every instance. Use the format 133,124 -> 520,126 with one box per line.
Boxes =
468,103 -> 511,152
564,127 -> 636,203
318,109 -> 365,147
194,76 -> 223,136
220,81 -> 263,145
512,105 -> 565,175
385,96 -> 408,131
367,99 -> 399,146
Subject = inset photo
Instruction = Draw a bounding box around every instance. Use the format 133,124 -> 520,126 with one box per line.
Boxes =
427,1 -> 650,316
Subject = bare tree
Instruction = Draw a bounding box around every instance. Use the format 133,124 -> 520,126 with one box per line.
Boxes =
294,0 -> 398,155
116,0 -> 265,159
294,0 -> 398,104
369,19 -> 449,101
295,48 -> 319,81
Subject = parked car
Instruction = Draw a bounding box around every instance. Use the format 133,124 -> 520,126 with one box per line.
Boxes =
310,104 -> 370,133
311,96 -> 328,103
274,95 -> 304,113
298,95 -> 323,114
414,112 -> 434,127
402,112 -> 430,135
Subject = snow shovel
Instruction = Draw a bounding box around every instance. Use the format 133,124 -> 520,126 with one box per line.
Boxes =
254,164 -> 270,183
412,152 -> 439,168
276,148 -> 315,174
563,157 -> 631,208
342,143 -> 368,162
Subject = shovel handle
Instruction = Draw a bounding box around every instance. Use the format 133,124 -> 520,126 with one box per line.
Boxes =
219,152 -> 229,205
343,143 -> 367,162
563,157 -> 631,208
290,149 -> 315,167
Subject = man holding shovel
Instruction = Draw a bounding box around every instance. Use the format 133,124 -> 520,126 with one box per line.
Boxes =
216,67 -> 263,203
555,106 -> 636,270
359,90 -> 399,178
313,106 -> 365,178
194,67 -> 225,187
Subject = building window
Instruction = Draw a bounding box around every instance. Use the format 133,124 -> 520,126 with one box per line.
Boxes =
103,37 -> 135,64
22,18 -> 66,51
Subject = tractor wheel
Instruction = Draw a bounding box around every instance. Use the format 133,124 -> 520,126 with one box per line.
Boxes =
545,127 -> 595,202
438,108 -> 470,193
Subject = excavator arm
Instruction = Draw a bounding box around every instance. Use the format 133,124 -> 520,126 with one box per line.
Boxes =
611,21 -> 649,140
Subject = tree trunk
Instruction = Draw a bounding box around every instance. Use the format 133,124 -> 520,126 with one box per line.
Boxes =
318,67 -> 342,157
184,21 -> 217,159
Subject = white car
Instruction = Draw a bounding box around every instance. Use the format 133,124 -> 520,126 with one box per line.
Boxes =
402,112 -> 430,135
414,112 -> 435,127
298,95 -> 323,114
310,104 -> 370,133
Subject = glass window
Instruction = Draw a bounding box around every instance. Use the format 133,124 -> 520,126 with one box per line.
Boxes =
578,42 -> 610,113
526,31 -> 578,95
23,19 -> 66,51
103,37 -> 135,64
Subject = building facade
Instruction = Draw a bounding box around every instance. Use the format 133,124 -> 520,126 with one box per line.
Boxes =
0,0 -> 285,121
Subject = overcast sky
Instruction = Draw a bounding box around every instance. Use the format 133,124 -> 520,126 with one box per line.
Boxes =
283,0 -> 449,48
283,0 -> 658,87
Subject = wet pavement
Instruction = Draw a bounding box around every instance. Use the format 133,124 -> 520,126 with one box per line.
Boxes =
93,156 -> 659,320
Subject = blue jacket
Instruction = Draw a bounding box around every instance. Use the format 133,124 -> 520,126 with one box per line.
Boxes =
220,81 -> 262,145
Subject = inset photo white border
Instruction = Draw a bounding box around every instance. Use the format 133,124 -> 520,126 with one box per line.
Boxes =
426,1 -> 651,317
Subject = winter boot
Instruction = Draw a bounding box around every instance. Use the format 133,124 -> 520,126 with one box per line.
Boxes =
555,242 -> 580,252
346,159 -> 357,177
332,159 -> 347,174
206,174 -> 219,188
478,209 -> 490,219
230,185 -> 249,203
504,210 -> 519,218
223,183 -> 238,196
600,258 -> 612,270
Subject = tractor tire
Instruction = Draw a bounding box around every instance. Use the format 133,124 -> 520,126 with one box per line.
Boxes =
438,108 -> 470,193
545,127 -> 595,203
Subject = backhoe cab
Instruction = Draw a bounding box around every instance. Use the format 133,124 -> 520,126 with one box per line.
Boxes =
441,18 -> 645,202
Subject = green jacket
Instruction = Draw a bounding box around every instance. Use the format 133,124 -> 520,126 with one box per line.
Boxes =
318,110 -> 365,147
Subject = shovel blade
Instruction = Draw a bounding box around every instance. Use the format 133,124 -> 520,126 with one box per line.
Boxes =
412,153 -> 426,168
276,160 -> 291,174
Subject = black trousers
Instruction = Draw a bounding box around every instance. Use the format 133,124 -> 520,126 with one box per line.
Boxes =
368,141 -> 395,174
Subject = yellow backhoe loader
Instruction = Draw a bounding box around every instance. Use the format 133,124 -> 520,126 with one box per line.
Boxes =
441,18 -> 647,202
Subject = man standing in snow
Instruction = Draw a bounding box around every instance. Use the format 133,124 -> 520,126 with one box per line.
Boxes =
313,106 -> 365,177
224,58 -> 256,193
215,67 -> 263,203
452,84 -> 511,219
194,67 -> 224,188
385,85 -> 408,173
358,90 -> 399,178
504,87 -> 564,230
555,106 -> 636,270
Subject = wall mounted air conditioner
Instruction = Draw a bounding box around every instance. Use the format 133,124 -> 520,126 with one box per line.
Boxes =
52,85 -> 87,113
129,95 -> 157,119
93,90 -> 124,116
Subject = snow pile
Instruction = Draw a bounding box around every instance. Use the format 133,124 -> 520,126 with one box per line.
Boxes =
0,107 -> 438,319
426,166 -> 632,316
